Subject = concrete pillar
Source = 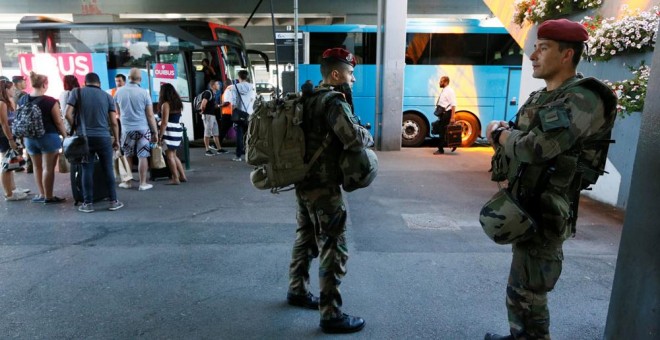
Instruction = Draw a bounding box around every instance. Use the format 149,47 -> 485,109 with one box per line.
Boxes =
375,0 -> 407,151
603,26 -> 660,339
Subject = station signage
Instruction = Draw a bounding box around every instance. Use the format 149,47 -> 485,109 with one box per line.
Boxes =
151,63 -> 178,101
154,63 -> 176,79
275,31 -> 304,64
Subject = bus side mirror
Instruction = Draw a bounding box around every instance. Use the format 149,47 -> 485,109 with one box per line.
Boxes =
247,50 -> 270,72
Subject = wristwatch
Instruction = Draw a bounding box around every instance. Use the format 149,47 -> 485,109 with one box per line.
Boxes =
492,127 -> 506,145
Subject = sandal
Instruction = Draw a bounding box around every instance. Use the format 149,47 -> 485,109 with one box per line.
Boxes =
44,196 -> 66,204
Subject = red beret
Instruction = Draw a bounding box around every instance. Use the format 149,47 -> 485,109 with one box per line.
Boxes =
537,19 -> 588,42
322,48 -> 357,67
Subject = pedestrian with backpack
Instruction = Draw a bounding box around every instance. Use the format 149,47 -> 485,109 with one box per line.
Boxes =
199,80 -> 222,156
286,48 -> 373,334
17,72 -> 69,203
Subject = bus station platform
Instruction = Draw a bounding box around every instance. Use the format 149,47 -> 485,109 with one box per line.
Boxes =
0,146 -> 623,339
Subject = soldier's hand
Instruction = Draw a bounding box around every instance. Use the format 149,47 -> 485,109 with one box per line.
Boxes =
486,120 -> 509,145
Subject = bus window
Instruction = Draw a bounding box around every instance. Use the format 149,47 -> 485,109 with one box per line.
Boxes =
157,52 -> 190,101
308,32 -> 376,65
405,33 -> 431,65
429,33 -> 488,65
68,28 -> 108,55
486,35 -> 522,65
0,30 -> 44,73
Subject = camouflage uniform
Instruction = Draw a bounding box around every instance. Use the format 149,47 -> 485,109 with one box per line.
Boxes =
499,75 -> 613,339
288,85 -> 373,320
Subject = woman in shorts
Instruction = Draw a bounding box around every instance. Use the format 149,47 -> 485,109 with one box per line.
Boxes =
22,72 -> 69,203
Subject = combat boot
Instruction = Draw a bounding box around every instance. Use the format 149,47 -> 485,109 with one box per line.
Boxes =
484,333 -> 513,340
320,313 -> 365,334
286,292 -> 319,310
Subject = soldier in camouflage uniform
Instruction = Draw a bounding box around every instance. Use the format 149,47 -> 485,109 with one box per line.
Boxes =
286,48 -> 373,334
483,19 -> 617,340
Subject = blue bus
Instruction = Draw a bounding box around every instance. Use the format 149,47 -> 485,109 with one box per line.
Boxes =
297,19 -> 523,147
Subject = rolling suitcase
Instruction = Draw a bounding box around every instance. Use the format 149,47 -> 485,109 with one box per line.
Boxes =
149,162 -> 172,181
70,156 -> 111,205
445,124 -> 462,148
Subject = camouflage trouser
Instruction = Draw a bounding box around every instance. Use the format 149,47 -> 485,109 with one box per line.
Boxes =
289,185 -> 348,320
506,243 -> 563,340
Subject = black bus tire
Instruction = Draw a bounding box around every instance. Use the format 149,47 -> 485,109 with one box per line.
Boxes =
402,113 -> 427,147
454,112 -> 479,147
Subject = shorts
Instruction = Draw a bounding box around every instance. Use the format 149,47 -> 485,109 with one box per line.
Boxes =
121,129 -> 151,158
202,114 -> 219,137
24,133 -> 61,155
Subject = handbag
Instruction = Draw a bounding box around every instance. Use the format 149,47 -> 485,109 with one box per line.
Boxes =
113,150 -> 133,182
150,144 -> 166,169
231,86 -> 250,122
63,88 -> 89,163
431,120 -> 442,135
1,149 -> 26,172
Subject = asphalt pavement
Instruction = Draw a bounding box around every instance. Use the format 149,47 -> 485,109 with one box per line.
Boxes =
0,145 -> 623,339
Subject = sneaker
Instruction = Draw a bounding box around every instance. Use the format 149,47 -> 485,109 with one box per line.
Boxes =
78,203 -> 94,213
108,200 -> 124,211
138,183 -> 153,191
209,145 -> 218,151
433,148 -> 445,155
231,157 -> 242,162
451,147 -> 457,152
118,182 -> 132,189
4,192 -> 28,201
205,150 -> 215,156
13,187 -> 31,194
31,195 -> 46,203
216,148 -> 229,154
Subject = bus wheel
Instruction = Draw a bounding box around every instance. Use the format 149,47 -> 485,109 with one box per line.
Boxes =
454,112 -> 479,147
402,113 -> 427,147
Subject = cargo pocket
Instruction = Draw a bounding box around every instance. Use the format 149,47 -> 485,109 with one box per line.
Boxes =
539,191 -> 571,242
315,199 -> 347,238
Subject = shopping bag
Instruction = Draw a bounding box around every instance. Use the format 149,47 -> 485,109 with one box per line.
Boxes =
113,151 -> 133,182
58,151 -> 70,173
150,145 -> 166,169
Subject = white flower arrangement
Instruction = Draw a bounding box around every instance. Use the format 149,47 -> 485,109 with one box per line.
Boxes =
605,63 -> 651,116
583,6 -> 659,62
513,0 -> 602,26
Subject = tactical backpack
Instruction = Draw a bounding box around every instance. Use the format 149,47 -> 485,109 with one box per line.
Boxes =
192,90 -> 211,113
480,75 -> 617,244
12,96 -> 45,138
246,91 -> 340,193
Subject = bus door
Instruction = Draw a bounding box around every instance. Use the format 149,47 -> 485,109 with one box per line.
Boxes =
188,49 -> 223,139
505,67 -> 522,121
155,51 -> 197,139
